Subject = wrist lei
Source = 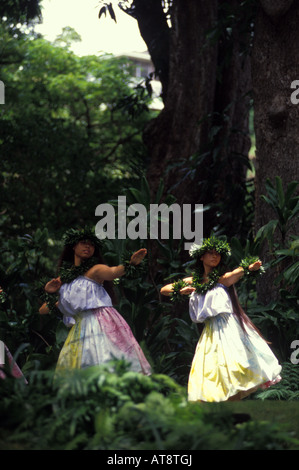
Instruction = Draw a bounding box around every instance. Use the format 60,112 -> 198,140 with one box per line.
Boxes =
240,256 -> 265,278
170,279 -> 189,303
121,251 -> 146,279
38,279 -> 60,315
42,290 -> 60,315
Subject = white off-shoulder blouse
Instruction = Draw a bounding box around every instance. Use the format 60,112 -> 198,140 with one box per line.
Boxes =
189,283 -> 232,323
58,276 -> 112,326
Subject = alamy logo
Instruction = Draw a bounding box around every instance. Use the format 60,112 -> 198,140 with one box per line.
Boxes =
290,80 -> 299,104
290,340 -> 299,365
0,81 -> 5,104
0,340 -> 4,365
95,196 -> 203,250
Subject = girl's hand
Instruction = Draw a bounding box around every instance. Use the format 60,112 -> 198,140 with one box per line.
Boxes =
180,286 -> 196,295
45,277 -> 62,293
248,260 -> 262,271
130,248 -> 147,266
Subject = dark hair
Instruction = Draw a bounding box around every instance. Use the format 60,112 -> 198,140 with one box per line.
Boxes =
57,243 -> 116,304
228,285 -> 267,340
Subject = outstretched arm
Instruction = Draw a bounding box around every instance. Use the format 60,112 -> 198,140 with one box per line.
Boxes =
219,260 -> 262,287
88,248 -> 147,283
39,277 -> 62,314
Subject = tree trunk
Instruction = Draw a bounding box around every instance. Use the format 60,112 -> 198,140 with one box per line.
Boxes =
144,0 -> 218,206
251,0 -> 299,303
137,0 -> 252,239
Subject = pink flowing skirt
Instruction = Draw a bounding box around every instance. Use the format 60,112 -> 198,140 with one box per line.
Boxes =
0,344 -> 27,382
56,307 -> 151,375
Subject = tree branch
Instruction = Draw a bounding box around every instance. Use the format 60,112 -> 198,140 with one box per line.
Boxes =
120,0 -> 171,100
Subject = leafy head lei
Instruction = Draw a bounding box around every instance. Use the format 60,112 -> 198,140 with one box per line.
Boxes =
189,236 -> 231,260
62,227 -> 102,249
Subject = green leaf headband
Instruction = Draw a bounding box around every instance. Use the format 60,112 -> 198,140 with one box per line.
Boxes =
189,236 -> 231,259
62,227 -> 102,248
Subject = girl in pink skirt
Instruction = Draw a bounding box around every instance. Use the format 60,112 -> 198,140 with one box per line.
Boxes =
39,228 -> 151,375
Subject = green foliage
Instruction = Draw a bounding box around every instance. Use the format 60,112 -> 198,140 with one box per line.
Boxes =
275,239 -> 299,297
253,362 -> 299,401
0,0 -> 41,24
0,228 -> 64,367
0,27 -> 159,371
256,177 -> 299,246
0,363 -> 298,450
247,299 -> 298,362
0,28 -> 153,238
245,177 -> 299,360
255,177 -> 299,296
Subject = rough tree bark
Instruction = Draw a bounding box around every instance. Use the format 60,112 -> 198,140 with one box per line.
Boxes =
135,0 -> 218,206
133,0 -> 253,238
251,0 -> 299,302
149,3 -> 215,189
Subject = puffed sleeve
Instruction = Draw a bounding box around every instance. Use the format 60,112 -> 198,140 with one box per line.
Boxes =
189,285 -> 233,323
58,276 -> 113,327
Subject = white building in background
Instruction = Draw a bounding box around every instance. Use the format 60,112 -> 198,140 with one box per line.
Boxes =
125,51 -> 154,79
121,51 -> 164,111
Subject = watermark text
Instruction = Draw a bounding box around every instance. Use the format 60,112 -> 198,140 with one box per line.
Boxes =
95,196 -> 203,250
0,80 -> 5,104
290,80 -> 299,104
0,340 -> 4,365
290,340 -> 299,364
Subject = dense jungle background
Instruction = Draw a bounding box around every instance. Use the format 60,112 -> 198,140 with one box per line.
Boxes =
0,0 -> 299,451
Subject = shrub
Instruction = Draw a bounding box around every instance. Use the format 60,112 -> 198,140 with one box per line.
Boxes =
0,362 -> 298,450
253,362 -> 299,401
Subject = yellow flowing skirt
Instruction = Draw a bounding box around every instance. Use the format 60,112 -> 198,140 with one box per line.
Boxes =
188,312 -> 281,402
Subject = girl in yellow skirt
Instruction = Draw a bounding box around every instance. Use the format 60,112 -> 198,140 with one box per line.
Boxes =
160,237 -> 281,402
